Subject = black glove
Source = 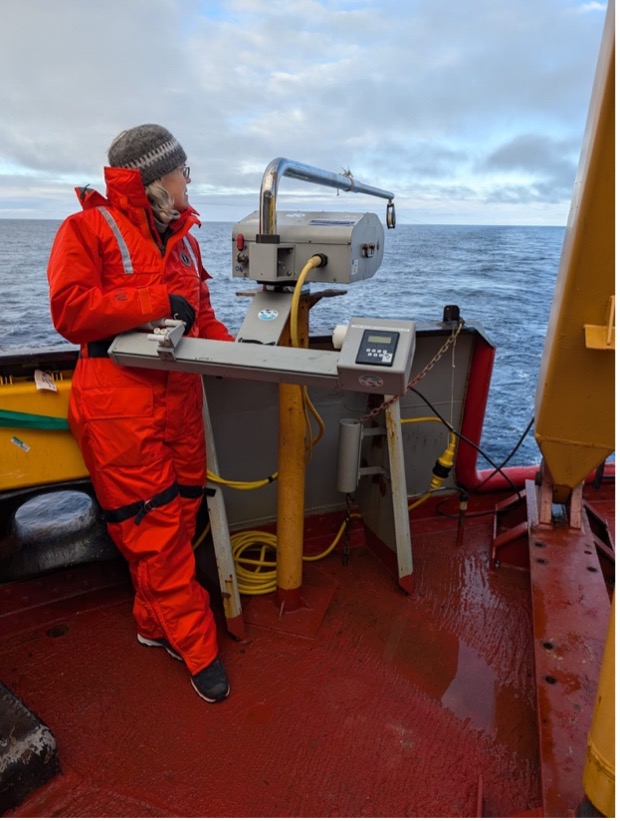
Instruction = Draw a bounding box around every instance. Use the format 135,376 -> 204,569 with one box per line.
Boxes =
169,294 -> 195,334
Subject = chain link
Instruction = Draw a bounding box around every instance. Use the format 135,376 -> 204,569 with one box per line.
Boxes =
359,319 -> 464,424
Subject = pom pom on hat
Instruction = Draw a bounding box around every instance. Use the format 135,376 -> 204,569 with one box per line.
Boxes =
108,124 -> 187,186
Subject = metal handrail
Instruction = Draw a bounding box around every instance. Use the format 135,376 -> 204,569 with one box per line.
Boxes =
258,157 -> 395,237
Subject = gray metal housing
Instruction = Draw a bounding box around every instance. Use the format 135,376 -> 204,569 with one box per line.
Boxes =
232,211 -> 385,284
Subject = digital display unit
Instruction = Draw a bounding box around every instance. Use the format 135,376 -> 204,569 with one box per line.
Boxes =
355,329 -> 400,366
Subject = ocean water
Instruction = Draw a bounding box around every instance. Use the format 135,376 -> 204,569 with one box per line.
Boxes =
0,219 -> 564,468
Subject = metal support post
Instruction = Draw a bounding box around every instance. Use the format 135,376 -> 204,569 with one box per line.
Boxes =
276,298 -> 310,613
201,382 -> 245,639
276,382 -> 306,612
384,398 -> 414,593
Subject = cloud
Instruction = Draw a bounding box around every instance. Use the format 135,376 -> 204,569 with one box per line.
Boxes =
481,133 -> 578,199
0,0 -> 608,223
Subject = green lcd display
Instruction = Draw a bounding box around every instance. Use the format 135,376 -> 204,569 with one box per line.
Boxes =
355,329 -> 399,367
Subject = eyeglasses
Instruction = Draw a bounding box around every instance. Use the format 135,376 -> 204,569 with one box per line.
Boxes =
181,165 -> 190,180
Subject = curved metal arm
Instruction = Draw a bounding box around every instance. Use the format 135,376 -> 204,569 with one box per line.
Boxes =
258,157 -> 395,237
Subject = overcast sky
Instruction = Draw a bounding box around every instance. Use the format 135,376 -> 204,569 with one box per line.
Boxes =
0,0 -> 608,225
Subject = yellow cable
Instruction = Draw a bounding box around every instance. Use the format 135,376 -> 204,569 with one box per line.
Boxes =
403,418 -> 458,510
290,254 -> 327,457
408,492 -> 431,511
232,530 -> 278,596
304,387 -> 325,443
290,255 -> 323,349
401,415 -> 442,425
206,468 -> 277,490
192,521 -> 211,550
230,513 -> 361,594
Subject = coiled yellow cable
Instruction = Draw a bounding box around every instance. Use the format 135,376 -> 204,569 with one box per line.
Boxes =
230,513 -> 361,595
232,530 -> 278,596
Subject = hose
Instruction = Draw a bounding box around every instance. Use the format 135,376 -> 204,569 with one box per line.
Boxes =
232,530 -> 278,596
193,518 -> 360,595
206,468 -> 277,490
230,513 -> 361,595
290,254 -> 324,348
290,254 -> 328,456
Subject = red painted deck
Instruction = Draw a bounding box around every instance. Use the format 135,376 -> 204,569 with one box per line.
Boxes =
0,483 -> 613,818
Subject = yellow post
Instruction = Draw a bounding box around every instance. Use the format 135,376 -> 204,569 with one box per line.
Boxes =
276,300 -> 311,612
534,1 -> 615,501
582,594 -> 615,817
276,381 -> 306,611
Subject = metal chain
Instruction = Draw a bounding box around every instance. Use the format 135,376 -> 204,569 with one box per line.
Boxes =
359,319 -> 464,424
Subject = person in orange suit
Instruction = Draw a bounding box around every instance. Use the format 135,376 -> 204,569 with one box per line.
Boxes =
48,124 -> 233,702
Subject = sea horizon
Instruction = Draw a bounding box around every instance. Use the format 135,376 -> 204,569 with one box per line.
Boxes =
0,216 -> 566,229
0,221 -> 568,467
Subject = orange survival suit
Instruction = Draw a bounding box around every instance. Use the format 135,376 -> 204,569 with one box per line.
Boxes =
47,167 -> 234,675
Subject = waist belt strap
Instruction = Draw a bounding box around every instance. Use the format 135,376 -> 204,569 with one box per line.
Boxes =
178,484 -> 206,499
87,338 -> 115,358
102,483 -> 179,525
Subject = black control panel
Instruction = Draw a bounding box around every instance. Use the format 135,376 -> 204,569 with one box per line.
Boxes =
355,329 -> 400,367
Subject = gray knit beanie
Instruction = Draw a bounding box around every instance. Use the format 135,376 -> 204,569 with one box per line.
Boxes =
107,124 -> 187,186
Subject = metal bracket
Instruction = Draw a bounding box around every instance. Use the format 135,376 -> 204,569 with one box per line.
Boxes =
384,398 -> 414,593
584,294 -> 615,350
146,319 -> 186,361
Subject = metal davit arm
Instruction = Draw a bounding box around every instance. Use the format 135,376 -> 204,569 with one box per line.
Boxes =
258,157 -> 395,238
